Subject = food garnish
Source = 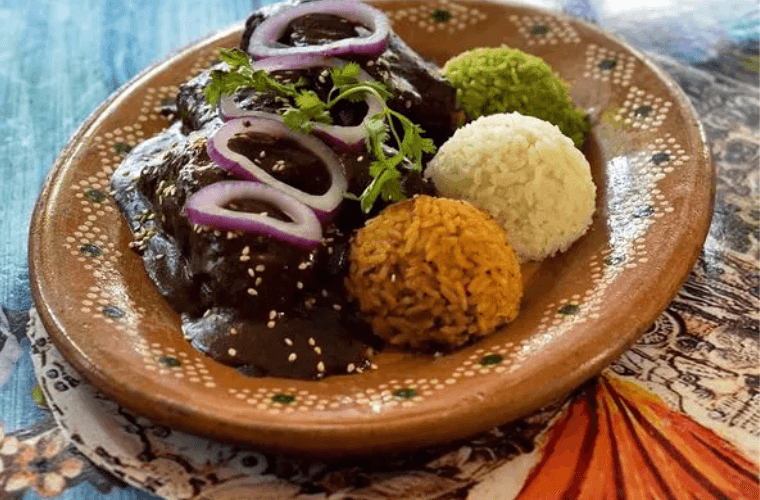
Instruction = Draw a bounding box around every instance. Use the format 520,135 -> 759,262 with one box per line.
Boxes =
185,181 -> 323,249
245,0 -> 390,59
206,48 -> 436,213
207,117 -> 348,220
217,55 -> 385,150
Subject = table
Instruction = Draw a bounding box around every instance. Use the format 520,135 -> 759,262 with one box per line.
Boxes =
1,0 -> 757,498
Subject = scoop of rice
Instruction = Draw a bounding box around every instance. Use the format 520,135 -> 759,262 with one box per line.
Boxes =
443,46 -> 589,148
346,195 -> 522,350
425,113 -> 596,262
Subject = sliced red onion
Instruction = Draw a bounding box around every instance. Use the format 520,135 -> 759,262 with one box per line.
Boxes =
185,181 -> 322,249
218,55 -> 384,150
208,117 -> 347,220
247,0 -> 389,60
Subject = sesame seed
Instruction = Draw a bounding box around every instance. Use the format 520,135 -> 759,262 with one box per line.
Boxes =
370,363 -> 379,370
213,230 -> 221,237
321,289 -> 328,297
228,348 -> 237,356
332,304 -> 342,311
269,310 -> 277,320
284,338 -> 293,346
405,100 -> 412,108
156,254 -> 164,260
314,346 -> 322,355
327,247 -> 334,255
317,361 -> 325,372
255,277 -> 263,286
248,268 -> 255,277
242,246 -> 250,255
239,255 -> 251,262
255,264 -> 265,272
247,288 -> 258,296
296,281 -> 303,289
267,320 -> 276,329
259,150 -> 266,158
288,353 -> 297,362
308,338 -> 315,346
230,328 -> 238,335
298,262 -> 308,270
357,155 -> 364,162
203,309 -> 212,318
347,363 -> 355,373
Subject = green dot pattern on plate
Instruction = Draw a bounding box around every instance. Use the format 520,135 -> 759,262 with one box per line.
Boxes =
599,58 -> 618,70
102,305 -> 126,319
651,152 -> 671,165
113,142 -> 133,155
80,244 -> 102,257
480,354 -> 504,366
272,394 -> 295,404
85,188 -> 107,202
634,105 -> 653,117
159,356 -> 181,367
558,304 -> 580,316
431,8 -> 451,22
394,388 -> 416,399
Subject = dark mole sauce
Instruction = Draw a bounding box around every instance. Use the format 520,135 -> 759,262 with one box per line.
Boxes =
224,198 -> 291,222
227,131 -> 331,195
277,13 -> 370,47
113,126 -> 380,381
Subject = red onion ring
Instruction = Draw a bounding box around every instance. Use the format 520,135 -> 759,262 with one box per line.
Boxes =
246,0 -> 389,60
185,181 -> 322,249
207,117 -> 347,220
219,55 -> 383,151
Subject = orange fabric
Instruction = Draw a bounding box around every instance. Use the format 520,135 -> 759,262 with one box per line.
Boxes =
515,376 -> 759,500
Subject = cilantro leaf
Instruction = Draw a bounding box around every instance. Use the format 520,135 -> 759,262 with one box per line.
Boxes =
282,108 -> 313,134
217,48 -> 253,69
330,62 -> 362,87
295,90 -> 332,125
204,47 -> 437,213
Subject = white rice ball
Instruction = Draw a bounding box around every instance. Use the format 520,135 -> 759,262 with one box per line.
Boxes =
425,112 -> 596,261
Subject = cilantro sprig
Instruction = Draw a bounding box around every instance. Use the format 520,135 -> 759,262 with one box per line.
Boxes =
205,48 -> 435,213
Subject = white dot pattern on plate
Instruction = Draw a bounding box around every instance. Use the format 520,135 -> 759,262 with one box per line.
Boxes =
583,43 -> 637,86
386,1 -> 488,35
507,13 -> 581,46
615,86 -> 673,131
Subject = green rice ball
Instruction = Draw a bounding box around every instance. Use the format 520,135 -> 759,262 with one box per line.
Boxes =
443,46 -> 589,148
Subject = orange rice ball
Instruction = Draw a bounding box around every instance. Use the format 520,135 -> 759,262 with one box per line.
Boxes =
346,195 -> 522,350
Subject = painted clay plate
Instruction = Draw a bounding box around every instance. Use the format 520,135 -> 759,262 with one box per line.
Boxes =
29,0 -> 713,457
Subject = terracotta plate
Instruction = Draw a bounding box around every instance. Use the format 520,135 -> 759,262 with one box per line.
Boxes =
29,0 -> 713,457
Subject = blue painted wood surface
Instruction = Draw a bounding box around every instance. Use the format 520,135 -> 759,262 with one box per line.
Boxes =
0,0 -> 756,498
0,2 -> 270,498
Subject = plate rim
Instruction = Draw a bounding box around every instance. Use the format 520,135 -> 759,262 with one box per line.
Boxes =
28,0 -> 715,457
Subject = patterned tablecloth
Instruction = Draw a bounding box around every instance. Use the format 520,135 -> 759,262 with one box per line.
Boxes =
0,0 -> 758,499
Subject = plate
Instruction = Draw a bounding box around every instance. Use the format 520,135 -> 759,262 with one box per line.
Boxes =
29,0 -> 713,457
